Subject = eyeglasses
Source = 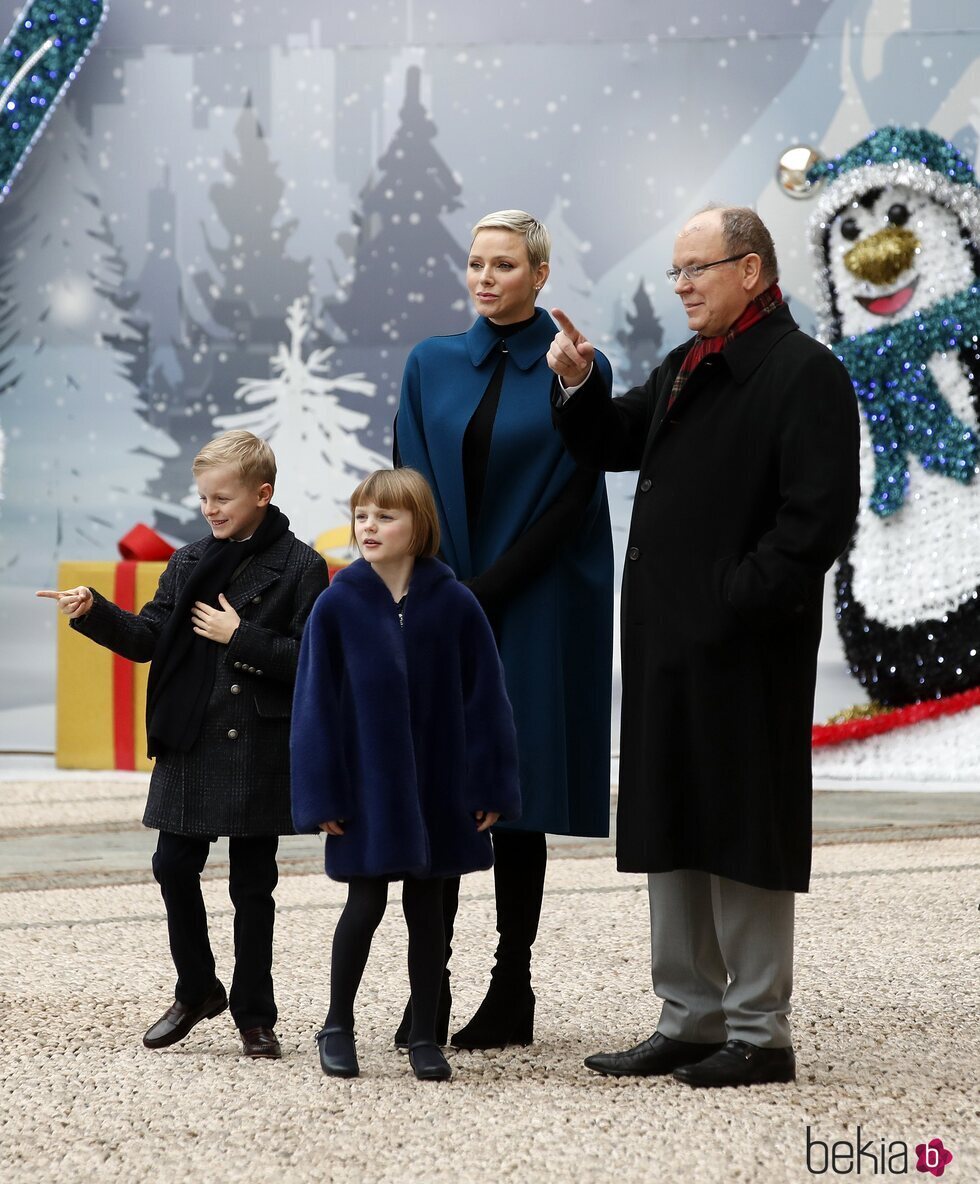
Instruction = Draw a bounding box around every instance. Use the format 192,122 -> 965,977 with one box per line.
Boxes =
665,253 -> 749,283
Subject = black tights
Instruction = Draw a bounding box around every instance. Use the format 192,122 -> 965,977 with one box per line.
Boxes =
326,877 -> 445,1043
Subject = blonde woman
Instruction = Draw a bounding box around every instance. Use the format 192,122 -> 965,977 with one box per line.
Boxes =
394,211 -> 614,1049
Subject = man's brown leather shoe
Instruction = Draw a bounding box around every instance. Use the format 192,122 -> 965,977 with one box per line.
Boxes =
142,981 -> 228,1049
672,1040 -> 796,1087
240,1027 -> 282,1059
584,1031 -> 725,1077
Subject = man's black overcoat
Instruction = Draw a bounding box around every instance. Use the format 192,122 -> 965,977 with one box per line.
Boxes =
555,304 -> 860,891
72,530 -> 328,836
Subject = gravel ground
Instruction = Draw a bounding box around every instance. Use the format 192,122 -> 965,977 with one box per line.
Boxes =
0,777 -> 977,1184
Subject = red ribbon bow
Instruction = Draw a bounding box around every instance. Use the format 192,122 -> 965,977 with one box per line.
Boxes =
117,523 -> 176,562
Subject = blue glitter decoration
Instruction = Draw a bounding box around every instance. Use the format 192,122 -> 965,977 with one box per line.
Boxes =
0,0 -> 108,203
832,285 -> 980,517
808,125 -> 976,189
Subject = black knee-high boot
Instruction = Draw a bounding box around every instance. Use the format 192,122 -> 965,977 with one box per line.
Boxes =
450,829 -> 546,1049
393,875 -> 458,1048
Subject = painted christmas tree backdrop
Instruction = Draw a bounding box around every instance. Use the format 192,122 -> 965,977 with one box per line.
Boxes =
0,107 -> 176,577
2,0 -> 980,756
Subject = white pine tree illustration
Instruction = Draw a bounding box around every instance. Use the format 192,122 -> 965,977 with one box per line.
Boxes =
217,297 -> 387,544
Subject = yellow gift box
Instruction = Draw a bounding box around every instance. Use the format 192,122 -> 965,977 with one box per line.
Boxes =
55,558 -> 167,771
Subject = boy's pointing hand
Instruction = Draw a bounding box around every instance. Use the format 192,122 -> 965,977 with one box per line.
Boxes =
36,587 -> 93,618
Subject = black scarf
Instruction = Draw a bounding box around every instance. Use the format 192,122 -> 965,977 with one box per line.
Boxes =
145,504 -> 290,757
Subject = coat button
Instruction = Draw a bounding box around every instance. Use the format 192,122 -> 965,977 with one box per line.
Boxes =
251,595 -> 262,604
639,478 -> 652,492
230,684 -> 241,694
628,546 -> 640,561
227,729 -> 239,740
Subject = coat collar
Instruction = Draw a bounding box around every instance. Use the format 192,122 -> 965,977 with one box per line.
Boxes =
715,302 -> 800,385
184,528 -> 292,572
332,555 -> 456,601
464,308 -> 557,370
183,529 -> 295,608
646,304 -> 802,454
663,302 -> 801,387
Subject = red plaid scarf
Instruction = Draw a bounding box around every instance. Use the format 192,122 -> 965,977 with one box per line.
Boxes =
667,282 -> 783,409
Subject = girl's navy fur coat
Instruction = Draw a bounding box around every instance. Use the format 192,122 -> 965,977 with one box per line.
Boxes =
290,557 -> 521,881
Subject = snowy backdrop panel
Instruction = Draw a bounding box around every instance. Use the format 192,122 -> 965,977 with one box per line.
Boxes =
2,0 -> 979,753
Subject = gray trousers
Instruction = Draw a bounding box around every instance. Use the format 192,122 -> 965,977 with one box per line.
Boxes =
648,870 -> 795,1048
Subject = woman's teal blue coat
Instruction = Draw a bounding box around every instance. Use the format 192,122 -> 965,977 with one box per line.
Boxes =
396,310 -> 614,837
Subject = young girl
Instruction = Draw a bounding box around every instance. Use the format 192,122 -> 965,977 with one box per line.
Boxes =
290,469 -> 521,1082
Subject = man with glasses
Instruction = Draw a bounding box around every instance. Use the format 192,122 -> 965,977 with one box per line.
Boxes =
547,205 -> 859,1087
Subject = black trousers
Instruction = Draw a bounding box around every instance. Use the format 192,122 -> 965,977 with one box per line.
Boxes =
151,831 -> 279,1031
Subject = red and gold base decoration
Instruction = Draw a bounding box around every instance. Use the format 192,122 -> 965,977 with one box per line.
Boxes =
55,525 -> 174,772
812,687 -> 980,747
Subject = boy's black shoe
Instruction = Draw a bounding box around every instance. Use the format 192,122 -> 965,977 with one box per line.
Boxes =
142,981 -> 228,1049
240,1027 -> 282,1059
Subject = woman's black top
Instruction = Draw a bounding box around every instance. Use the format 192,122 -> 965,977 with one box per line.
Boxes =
457,312 -> 601,620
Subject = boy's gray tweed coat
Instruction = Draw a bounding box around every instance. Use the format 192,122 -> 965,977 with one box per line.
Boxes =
72,530 -> 328,836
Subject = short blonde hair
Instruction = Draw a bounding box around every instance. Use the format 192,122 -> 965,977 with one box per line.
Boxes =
470,209 -> 551,272
192,430 -> 277,488
349,469 -> 441,558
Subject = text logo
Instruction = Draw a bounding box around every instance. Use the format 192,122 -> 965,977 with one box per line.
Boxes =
806,1127 -> 954,1176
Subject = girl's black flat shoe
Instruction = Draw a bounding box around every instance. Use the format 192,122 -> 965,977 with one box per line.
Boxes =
408,1041 -> 452,1081
315,1025 -> 359,1078
393,971 -> 451,1049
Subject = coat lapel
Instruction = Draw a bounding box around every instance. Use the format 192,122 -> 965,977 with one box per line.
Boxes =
642,340 -> 690,457
224,532 -> 293,611
643,305 -> 801,462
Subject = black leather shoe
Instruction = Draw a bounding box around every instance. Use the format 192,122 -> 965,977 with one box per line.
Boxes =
142,981 -> 228,1049
315,1026 -> 359,1078
240,1027 -> 282,1059
584,1032 -> 725,1077
672,1040 -> 796,1087
408,1041 -> 452,1081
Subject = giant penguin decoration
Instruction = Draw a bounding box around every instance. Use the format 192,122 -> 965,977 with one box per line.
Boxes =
807,127 -> 980,706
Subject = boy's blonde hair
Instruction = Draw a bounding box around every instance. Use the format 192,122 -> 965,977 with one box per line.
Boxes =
470,209 -> 551,272
349,469 -> 441,558
192,430 -> 277,487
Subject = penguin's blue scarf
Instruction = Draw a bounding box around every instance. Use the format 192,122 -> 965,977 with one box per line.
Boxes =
832,283 -> 980,517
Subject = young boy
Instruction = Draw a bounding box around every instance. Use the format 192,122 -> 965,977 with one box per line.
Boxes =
37,431 -> 328,1059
